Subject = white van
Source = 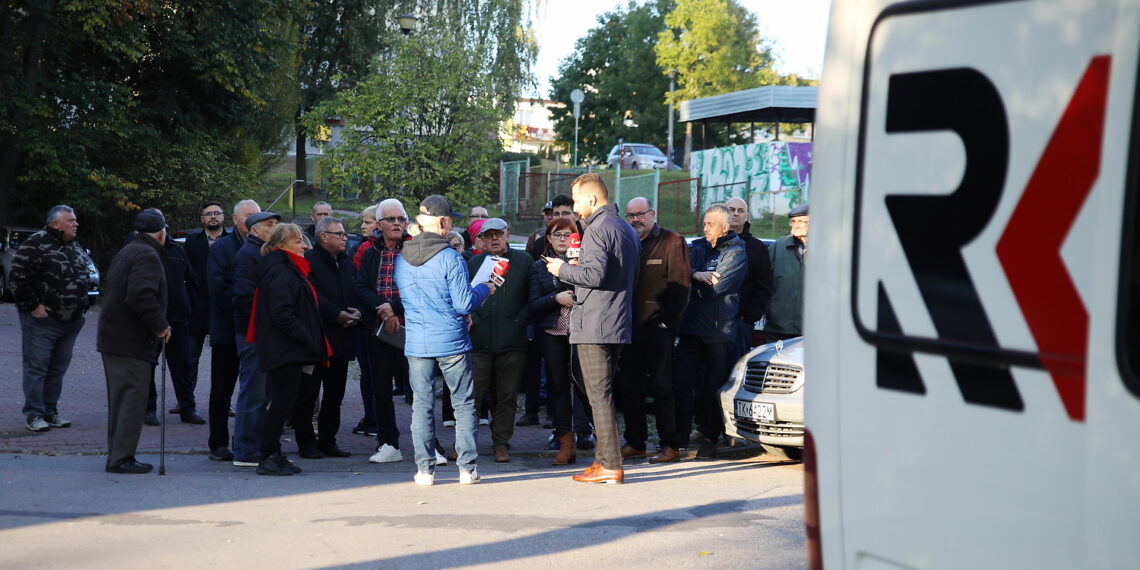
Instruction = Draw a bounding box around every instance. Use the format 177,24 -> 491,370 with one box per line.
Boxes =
807,0 -> 1140,568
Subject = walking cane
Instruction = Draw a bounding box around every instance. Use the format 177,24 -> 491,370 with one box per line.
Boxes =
158,336 -> 167,476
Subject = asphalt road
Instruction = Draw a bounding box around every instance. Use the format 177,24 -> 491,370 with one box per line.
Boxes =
0,302 -> 807,568
1,452 -> 805,569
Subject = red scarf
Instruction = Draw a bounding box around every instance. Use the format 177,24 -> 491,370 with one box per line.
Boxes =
245,250 -> 333,365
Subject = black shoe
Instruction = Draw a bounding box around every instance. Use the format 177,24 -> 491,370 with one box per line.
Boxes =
208,448 -> 234,461
106,459 -> 153,474
696,438 -> 718,459
352,418 -> 376,435
515,413 -> 539,426
281,453 -> 302,473
283,418 -> 293,430
576,433 -> 596,450
545,433 -> 560,450
298,447 -> 324,459
543,420 -> 554,429
256,453 -> 294,476
392,386 -> 405,396
180,409 -> 206,425
144,413 -> 160,426
319,444 -> 352,458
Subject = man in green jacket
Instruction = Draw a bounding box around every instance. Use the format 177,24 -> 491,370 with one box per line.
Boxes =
467,218 -> 532,463
764,203 -> 808,342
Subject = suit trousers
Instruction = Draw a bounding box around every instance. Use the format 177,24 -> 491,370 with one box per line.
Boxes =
147,320 -> 196,413
673,335 -> 733,443
367,339 -> 404,448
616,325 -> 680,450
293,358 -> 350,449
574,344 -> 624,470
207,343 -> 239,451
102,353 -> 150,467
472,350 -> 526,448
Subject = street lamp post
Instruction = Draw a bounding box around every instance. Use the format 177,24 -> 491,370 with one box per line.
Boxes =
667,70 -> 676,170
570,88 -> 584,167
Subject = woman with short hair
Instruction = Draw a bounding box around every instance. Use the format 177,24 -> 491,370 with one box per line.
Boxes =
248,223 -> 329,475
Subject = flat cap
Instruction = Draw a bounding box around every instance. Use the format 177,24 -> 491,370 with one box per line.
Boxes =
789,203 -> 809,217
133,208 -> 167,233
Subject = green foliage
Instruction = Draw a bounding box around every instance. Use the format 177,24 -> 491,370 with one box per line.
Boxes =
655,0 -> 778,104
303,19 -> 514,214
0,0 -> 303,254
548,0 -> 676,166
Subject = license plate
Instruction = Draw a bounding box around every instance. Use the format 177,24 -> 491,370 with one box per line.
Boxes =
735,400 -> 775,422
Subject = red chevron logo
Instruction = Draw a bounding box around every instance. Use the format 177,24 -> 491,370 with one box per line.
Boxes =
996,55 -> 1111,422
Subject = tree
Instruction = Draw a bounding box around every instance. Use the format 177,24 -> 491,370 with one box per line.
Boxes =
547,0 -> 676,166
655,0 -> 779,104
0,0 -> 303,256
302,18 -> 516,211
294,0 -> 537,186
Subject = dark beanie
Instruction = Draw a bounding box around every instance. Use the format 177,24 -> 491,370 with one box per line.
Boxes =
134,208 -> 167,233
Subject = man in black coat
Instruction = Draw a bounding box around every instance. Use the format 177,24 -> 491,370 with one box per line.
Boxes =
615,196 -> 691,464
97,209 -> 171,474
725,197 -> 773,358
205,199 -> 260,462
184,201 -> 229,415
143,233 -> 203,425
294,217 -> 362,459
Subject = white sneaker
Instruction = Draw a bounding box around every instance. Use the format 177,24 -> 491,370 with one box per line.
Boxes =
232,459 -> 259,467
442,420 -> 456,428
459,467 -> 481,485
435,449 -> 448,466
45,414 -> 71,428
26,416 -> 49,432
369,443 -> 403,463
413,471 -> 435,486
478,418 -> 489,426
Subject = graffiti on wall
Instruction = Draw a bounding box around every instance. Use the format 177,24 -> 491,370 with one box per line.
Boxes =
690,142 -> 812,217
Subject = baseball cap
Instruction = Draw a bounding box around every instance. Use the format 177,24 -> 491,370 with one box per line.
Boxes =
419,194 -> 463,219
542,201 -> 553,213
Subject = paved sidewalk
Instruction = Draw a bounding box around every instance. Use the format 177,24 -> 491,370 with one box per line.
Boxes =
0,302 -> 759,462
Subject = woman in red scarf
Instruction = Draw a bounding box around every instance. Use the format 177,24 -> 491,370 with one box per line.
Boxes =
247,223 -> 330,476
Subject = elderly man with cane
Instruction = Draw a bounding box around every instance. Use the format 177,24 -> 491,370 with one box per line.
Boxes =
97,208 -> 171,474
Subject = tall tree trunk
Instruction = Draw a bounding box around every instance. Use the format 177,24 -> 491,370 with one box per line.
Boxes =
0,1 -> 56,226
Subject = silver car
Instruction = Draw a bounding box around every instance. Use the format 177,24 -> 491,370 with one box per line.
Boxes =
605,143 -> 668,170
719,336 -> 804,460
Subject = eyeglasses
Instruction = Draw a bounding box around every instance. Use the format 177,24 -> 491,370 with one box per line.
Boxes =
321,231 -> 347,238
625,210 -> 653,220
550,232 -> 572,240
379,216 -> 408,224
202,211 -> 223,217
481,230 -> 506,239
468,213 -> 488,219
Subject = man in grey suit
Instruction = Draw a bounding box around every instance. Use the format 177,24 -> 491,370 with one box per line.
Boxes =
543,173 -> 640,484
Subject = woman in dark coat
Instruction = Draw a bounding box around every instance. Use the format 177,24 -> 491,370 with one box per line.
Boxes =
247,223 -> 329,476
528,218 -> 578,465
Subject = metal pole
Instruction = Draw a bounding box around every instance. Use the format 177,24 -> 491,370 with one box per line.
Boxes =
667,70 -> 675,169
573,114 -> 579,167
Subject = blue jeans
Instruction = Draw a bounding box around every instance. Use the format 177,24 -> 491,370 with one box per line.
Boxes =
408,353 -> 478,474
20,311 -> 85,418
233,335 -> 267,461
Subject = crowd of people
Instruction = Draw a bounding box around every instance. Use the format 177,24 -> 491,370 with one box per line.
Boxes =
8,173 -> 809,484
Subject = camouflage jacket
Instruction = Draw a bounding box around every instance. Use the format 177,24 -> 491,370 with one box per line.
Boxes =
9,226 -> 90,322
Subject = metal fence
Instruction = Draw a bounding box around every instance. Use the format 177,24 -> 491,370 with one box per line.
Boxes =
499,160 -> 528,217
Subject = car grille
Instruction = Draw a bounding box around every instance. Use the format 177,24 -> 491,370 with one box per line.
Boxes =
743,361 -> 802,394
734,418 -> 804,439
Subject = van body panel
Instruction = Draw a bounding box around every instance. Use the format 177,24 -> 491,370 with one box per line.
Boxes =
809,0 -> 1140,567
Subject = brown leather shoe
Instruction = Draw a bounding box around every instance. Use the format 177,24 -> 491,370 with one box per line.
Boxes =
572,462 -> 624,484
551,432 -> 576,466
620,444 -> 647,460
648,447 -> 680,464
493,445 -> 511,463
